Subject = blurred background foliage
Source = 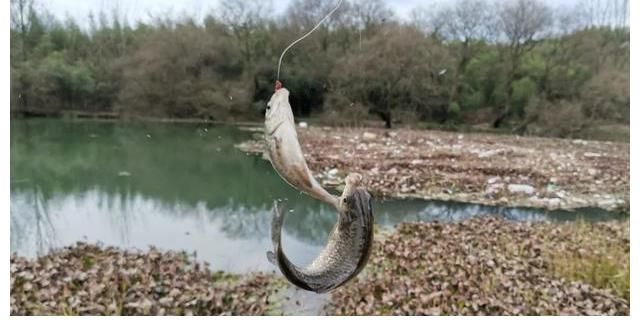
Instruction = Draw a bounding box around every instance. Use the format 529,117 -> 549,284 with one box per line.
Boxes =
10,0 -> 629,139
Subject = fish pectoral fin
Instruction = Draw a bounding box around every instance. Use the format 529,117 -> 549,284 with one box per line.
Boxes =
266,251 -> 276,265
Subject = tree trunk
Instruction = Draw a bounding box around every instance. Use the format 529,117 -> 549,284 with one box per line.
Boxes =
448,40 -> 471,120
512,114 -> 538,135
493,61 -> 516,128
18,0 -> 29,114
492,110 -> 507,128
371,107 -> 392,128
384,113 -> 392,128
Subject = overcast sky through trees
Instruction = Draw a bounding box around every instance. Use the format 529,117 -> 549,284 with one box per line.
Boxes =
40,0 -> 583,28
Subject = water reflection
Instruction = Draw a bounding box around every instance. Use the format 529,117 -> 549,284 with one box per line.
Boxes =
10,120 -> 624,273
374,197 -> 620,225
10,185 -> 58,258
10,188 -> 337,272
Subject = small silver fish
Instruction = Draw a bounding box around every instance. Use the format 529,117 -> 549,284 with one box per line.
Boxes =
267,173 -> 374,293
264,84 -> 340,210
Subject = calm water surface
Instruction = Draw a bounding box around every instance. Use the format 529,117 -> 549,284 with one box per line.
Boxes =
10,120 -> 622,274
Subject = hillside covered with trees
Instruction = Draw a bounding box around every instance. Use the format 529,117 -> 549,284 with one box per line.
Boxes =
10,0 -> 629,139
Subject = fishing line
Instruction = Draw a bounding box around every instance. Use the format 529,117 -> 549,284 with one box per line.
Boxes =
276,0 -> 344,80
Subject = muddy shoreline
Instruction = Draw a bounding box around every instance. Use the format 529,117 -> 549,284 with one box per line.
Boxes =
237,126 -> 629,212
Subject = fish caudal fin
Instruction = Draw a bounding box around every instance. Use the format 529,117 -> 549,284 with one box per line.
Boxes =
268,200 -> 284,266
268,201 -> 316,292
266,251 -> 276,265
270,200 -> 286,247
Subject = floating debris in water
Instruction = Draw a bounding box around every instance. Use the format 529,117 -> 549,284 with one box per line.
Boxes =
10,179 -> 30,184
236,127 -> 628,211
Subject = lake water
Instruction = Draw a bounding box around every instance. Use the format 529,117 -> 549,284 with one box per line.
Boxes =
10,120 -> 623,274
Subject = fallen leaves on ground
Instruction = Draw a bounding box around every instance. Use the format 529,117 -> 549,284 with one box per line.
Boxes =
327,218 -> 629,316
10,243 -> 282,315
10,221 -> 629,316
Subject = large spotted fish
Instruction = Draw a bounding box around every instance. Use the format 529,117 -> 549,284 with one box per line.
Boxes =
264,81 -> 374,293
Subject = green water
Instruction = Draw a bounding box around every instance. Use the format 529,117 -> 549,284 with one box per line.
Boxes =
9,119 -> 623,273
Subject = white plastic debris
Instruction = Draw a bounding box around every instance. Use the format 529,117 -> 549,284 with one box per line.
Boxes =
507,184 -> 535,195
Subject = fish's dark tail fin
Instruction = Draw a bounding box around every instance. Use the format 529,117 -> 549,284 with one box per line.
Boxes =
266,200 -> 285,265
270,200 -> 286,249
267,200 -> 316,292
266,251 -> 276,265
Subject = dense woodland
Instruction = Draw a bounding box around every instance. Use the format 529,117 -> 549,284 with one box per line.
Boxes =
10,0 -> 629,138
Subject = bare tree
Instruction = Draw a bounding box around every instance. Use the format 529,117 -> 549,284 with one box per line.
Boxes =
219,0 -> 272,28
583,0 -> 614,28
330,25 -> 450,128
10,0 -> 36,112
218,0 -> 273,77
582,0 -> 629,28
285,0 -> 351,30
616,0 -> 629,28
350,0 -> 393,35
492,0 -> 552,128
556,0 -> 628,72
425,0 -> 492,119
409,5 -> 447,38
535,5 -> 586,99
283,0 -> 352,54
441,0 -> 492,42
11,0 -> 32,61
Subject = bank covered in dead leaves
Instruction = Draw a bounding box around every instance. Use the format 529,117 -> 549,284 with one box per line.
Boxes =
10,243 -> 283,315
327,218 -> 629,315
11,217 -> 629,316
